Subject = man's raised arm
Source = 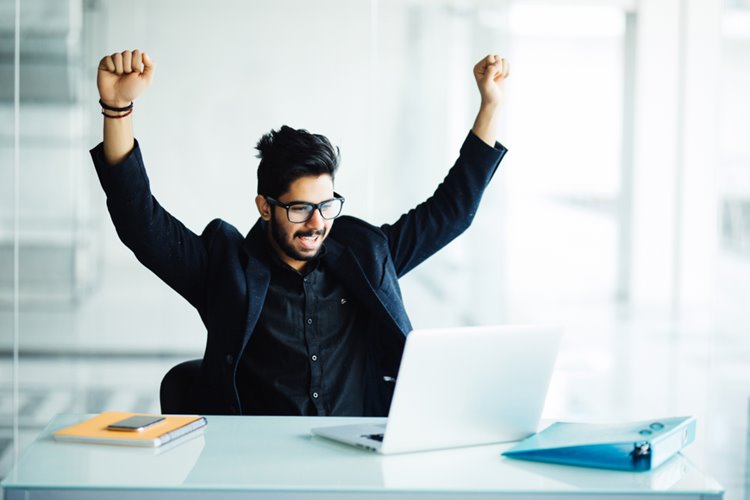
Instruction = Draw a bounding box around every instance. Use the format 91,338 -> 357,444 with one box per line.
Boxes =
92,49 -> 210,312
97,49 -> 155,165
381,54 -> 510,277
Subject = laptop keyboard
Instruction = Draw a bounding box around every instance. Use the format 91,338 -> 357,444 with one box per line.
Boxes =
362,433 -> 384,442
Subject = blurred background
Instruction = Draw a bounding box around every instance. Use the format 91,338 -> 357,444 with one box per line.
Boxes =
1,0 -> 749,497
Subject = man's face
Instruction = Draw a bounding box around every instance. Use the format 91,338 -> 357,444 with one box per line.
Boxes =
257,174 -> 335,270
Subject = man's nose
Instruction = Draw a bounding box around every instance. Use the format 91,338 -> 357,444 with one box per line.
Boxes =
306,208 -> 325,228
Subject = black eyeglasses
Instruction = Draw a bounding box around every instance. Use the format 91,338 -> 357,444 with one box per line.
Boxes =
266,193 -> 345,223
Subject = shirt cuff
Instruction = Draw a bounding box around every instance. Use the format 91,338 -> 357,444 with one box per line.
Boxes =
461,130 -> 508,169
90,139 -> 151,202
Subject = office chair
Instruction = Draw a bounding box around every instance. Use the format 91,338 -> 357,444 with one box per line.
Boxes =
160,359 -> 202,414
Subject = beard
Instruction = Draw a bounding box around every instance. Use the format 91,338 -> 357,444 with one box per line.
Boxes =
270,212 -> 327,262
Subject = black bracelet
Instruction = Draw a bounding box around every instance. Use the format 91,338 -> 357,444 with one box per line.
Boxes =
101,109 -> 133,119
99,99 -> 133,112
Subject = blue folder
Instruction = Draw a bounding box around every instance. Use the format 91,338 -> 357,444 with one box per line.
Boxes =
502,416 -> 696,471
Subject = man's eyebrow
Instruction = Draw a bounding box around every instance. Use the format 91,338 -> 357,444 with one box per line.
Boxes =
281,197 -> 337,205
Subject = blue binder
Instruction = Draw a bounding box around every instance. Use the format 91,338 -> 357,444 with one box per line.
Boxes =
502,416 -> 696,471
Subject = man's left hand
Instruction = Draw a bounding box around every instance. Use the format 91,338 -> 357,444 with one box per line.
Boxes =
473,54 -> 510,108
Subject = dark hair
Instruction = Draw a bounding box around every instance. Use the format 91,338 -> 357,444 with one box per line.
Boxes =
255,125 -> 340,198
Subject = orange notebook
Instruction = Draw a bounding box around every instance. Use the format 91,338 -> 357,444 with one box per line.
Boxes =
53,411 -> 207,447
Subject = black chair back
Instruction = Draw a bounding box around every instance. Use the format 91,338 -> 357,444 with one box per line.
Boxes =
160,359 -> 202,414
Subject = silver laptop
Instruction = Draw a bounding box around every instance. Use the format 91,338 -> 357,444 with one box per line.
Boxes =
311,324 -> 561,454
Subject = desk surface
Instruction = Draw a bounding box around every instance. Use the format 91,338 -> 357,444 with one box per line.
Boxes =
2,414 -> 724,499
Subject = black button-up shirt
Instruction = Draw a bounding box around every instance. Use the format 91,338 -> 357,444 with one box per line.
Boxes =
237,243 -> 368,416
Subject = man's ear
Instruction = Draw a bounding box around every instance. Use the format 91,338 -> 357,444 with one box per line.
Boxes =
255,195 -> 271,221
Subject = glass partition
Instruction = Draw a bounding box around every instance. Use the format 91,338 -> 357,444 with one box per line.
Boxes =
0,0 -> 18,477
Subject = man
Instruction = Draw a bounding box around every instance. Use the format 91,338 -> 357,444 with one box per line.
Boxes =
92,49 -> 509,416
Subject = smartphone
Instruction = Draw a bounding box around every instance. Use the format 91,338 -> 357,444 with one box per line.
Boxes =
106,415 -> 165,432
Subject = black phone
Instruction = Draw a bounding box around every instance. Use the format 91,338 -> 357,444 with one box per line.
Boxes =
106,415 -> 165,432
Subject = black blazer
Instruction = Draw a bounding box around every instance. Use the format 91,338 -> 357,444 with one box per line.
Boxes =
91,131 -> 507,415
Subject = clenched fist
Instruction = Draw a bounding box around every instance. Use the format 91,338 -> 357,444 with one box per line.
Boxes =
97,49 -> 155,108
473,55 -> 510,108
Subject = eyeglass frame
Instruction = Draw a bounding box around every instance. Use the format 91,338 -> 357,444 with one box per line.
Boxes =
265,192 -> 346,223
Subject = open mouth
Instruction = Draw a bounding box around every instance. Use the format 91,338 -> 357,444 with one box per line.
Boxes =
296,233 -> 322,251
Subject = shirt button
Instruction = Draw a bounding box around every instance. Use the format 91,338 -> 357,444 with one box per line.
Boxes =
225,354 -> 234,364
311,355 -> 318,361
312,392 -> 319,399
307,318 -> 313,325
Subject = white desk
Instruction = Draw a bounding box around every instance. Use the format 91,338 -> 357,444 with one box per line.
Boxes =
1,414 -> 724,499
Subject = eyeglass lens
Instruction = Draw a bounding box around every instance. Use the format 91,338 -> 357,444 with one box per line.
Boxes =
287,198 -> 343,222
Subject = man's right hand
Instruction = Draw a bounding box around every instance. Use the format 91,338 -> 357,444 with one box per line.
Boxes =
98,50 -> 154,165
97,50 -> 155,107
